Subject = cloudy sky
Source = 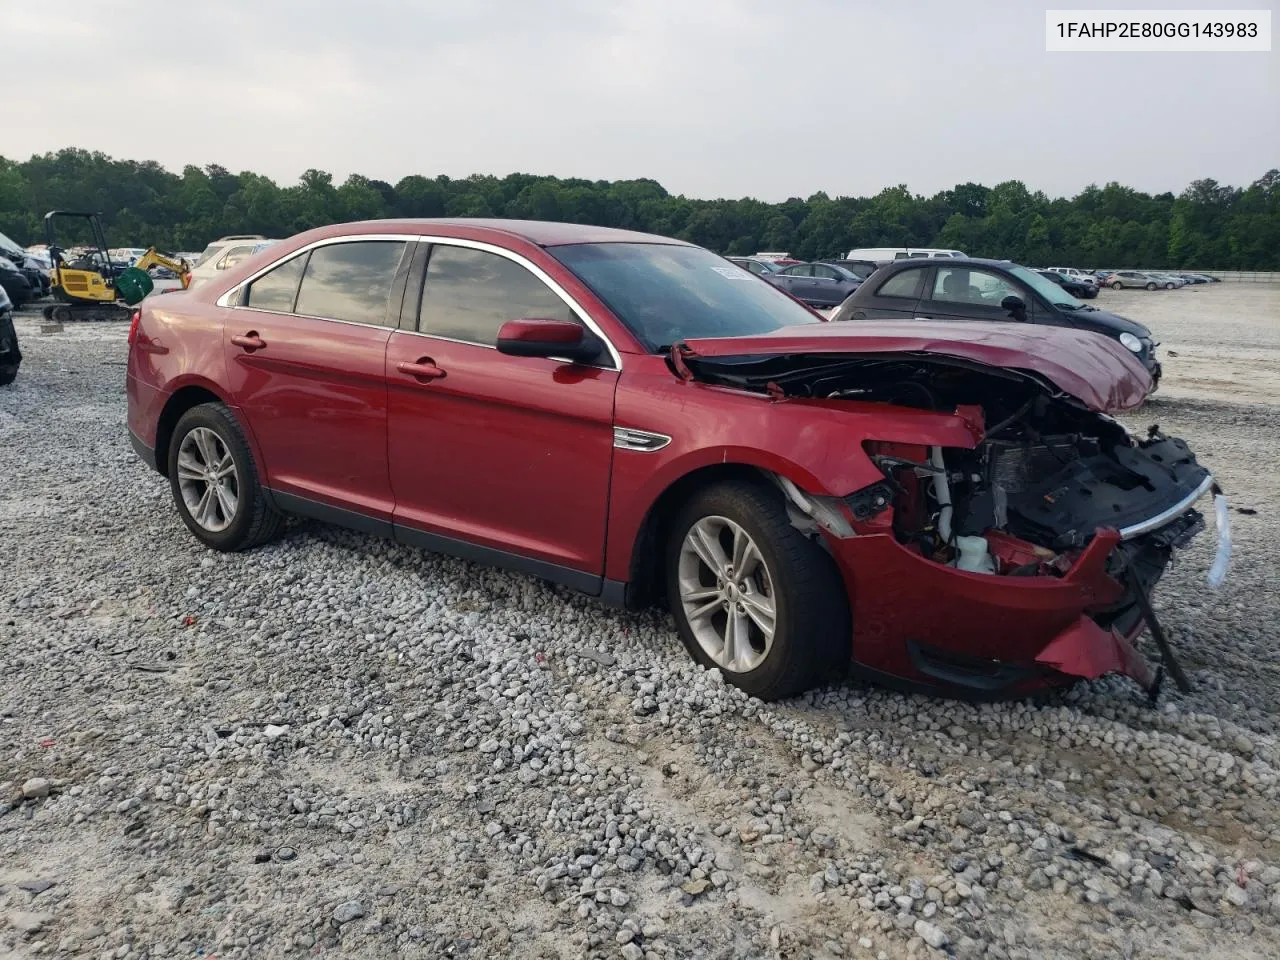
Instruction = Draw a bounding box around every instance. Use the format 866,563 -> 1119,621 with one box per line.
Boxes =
8,0 -> 1277,200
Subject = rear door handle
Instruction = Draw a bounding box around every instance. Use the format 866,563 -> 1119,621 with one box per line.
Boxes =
397,358 -> 447,382
230,332 -> 266,351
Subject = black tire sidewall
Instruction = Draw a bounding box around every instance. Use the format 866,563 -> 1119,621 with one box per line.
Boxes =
665,483 -> 836,699
167,404 -> 268,551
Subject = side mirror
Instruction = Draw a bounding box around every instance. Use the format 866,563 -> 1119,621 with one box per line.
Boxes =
496,318 -> 603,364
1000,295 -> 1027,319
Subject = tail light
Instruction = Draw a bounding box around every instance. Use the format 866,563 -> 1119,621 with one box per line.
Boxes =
127,307 -> 142,346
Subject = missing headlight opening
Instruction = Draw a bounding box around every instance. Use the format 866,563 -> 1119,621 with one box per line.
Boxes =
864,391 -> 1210,579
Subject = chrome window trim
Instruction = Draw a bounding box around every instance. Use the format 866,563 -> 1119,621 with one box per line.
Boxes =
219,233 -> 623,370
613,427 -> 671,452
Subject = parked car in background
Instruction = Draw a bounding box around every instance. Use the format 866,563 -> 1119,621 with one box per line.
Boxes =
0,256 -> 33,305
764,261 -> 864,307
1045,267 -> 1092,280
727,256 -> 784,276
1037,269 -> 1098,299
188,234 -> 273,289
846,247 -> 967,260
1148,273 -> 1186,289
817,259 -> 881,280
127,218 -> 1215,702
1175,274 -> 1212,284
753,251 -> 802,266
0,283 -> 18,385
832,257 -> 1161,383
0,230 -> 51,298
1106,271 -> 1166,290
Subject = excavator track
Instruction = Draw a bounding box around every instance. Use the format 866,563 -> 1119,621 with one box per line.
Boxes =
42,302 -> 133,323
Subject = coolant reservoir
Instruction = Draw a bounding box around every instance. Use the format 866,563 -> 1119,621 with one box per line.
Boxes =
954,535 -> 996,574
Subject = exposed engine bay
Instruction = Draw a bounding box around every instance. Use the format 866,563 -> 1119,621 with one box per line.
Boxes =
687,352 -> 1214,581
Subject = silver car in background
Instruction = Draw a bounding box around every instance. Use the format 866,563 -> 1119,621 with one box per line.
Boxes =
1107,270 -> 1168,290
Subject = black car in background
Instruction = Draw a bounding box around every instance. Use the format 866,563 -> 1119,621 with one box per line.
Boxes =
832,257 -> 1161,383
763,261 -> 864,308
1037,268 -> 1098,299
0,284 -> 19,386
0,257 -> 33,306
817,258 -> 882,280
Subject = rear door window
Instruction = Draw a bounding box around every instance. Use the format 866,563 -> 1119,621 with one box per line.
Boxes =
294,241 -> 408,327
416,244 -> 575,346
244,253 -> 308,313
876,268 -> 926,299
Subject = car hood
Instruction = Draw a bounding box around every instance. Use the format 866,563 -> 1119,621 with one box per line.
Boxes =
1055,306 -> 1151,338
678,319 -> 1153,412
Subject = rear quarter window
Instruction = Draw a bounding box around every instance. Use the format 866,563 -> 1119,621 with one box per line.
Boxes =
876,268 -> 926,299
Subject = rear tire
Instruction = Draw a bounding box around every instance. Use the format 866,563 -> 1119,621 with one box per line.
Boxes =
167,402 -> 284,552
1145,282 -> 1157,291
664,480 -> 850,700
0,364 -> 16,386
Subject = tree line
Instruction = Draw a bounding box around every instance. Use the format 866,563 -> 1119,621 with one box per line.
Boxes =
1,148 -> 1277,269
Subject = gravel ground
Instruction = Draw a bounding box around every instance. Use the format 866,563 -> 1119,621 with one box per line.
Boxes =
2,285 -> 1279,960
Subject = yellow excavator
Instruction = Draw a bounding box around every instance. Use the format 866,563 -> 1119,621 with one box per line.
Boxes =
43,210 -> 192,322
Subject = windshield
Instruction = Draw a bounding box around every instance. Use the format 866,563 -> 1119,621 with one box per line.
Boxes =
552,243 -> 820,351
0,232 -> 24,255
1008,264 -> 1084,309
194,242 -> 223,268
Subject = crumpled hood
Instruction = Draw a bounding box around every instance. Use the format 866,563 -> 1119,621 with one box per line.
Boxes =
679,319 -> 1153,412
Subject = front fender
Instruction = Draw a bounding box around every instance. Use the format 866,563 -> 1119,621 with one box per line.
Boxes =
604,365 -> 985,583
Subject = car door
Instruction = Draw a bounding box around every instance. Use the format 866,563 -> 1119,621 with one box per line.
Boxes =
223,239 -> 410,525
809,264 -> 848,306
917,265 -> 1026,323
772,264 -> 811,300
844,264 -> 929,320
385,240 -> 618,588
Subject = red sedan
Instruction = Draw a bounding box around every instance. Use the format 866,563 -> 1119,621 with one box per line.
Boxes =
126,219 -> 1220,701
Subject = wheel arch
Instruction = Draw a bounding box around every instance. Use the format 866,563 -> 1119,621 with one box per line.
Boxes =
621,462 -> 798,610
154,384 -> 230,477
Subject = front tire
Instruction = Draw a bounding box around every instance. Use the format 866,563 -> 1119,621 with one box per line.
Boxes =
167,402 -> 283,551
1111,281 -> 1123,290
664,480 -> 850,700
1146,282 -> 1157,291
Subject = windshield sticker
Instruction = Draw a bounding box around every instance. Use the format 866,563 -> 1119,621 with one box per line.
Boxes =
712,266 -> 751,280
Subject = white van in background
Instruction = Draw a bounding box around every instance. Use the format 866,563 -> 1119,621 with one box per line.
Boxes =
845,247 -> 967,260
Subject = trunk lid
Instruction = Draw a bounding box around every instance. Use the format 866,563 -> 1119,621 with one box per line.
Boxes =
679,320 -> 1153,412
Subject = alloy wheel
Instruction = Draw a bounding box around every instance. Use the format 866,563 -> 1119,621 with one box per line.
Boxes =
677,516 -> 776,673
176,427 -> 239,532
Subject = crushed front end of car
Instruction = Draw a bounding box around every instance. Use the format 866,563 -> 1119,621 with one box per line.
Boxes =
678,328 -> 1228,700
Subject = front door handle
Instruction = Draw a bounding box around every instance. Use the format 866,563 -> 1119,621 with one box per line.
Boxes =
397,358 -> 447,382
230,331 -> 266,351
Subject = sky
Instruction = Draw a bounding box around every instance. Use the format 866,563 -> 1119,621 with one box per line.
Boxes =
6,0 -> 1278,201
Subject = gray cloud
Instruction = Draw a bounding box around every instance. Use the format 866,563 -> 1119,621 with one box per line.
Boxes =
8,0 -> 1278,200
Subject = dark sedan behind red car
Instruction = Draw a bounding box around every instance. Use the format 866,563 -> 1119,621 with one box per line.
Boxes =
127,219 -> 1221,701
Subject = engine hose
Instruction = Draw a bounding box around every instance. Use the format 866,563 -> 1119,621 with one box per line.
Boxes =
929,447 -> 953,544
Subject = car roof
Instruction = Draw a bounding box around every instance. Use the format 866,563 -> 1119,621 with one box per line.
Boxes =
328,218 -> 690,248
878,256 -> 1019,269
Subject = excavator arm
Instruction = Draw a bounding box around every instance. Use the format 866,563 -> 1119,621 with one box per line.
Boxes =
133,249 -> 192,287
